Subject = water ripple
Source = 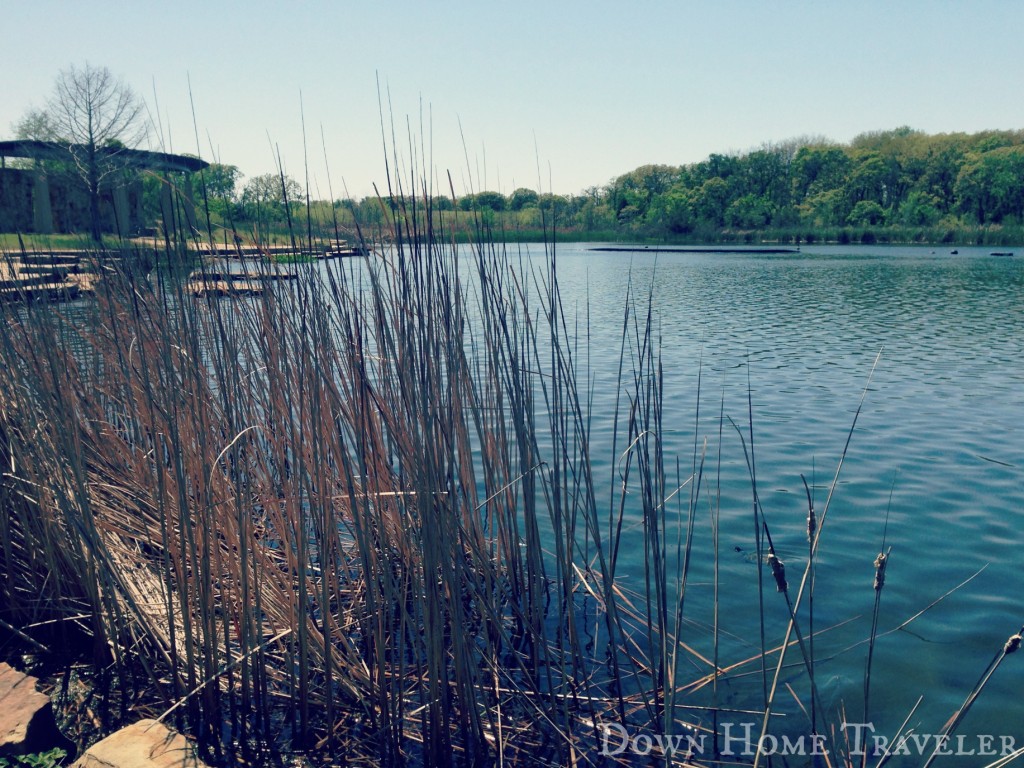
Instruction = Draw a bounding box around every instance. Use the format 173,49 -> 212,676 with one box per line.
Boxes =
553,244 -> 1024,738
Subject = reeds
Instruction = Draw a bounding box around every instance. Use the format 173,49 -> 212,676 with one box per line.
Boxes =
0,140 -> 1019,768
0,218 -> 669,762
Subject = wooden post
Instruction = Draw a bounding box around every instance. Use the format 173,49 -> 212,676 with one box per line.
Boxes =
182,173 -> 198,232
112,180 -> 131,237
32,170 -> 54,234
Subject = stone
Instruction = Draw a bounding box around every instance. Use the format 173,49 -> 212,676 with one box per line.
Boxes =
0,662 -> 67,756
72,719 -> 210,768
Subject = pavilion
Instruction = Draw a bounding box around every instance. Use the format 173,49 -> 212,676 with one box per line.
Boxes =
0,140 -> 209,236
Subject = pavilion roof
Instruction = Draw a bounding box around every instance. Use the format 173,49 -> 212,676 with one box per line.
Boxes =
0,140 -> 209,173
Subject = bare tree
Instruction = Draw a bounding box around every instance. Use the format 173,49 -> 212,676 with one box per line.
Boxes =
22,64 -> 148,241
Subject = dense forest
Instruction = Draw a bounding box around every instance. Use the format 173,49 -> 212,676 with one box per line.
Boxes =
204,127 -> 1024,245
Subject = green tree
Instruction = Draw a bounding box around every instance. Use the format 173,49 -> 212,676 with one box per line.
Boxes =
846,199 -> 886,226
508,187 -> 539,211
473,191 -> 507,211
608,164 -> 679,220
241,173 -> 303,208
198,163 -> 242,203
240,173 -> 305,234
354,196 -> 385,227
919,139 -> 967,209
537,193 -> 570,218
847,151 -> 889,206
647,186 -> 695,234
791,145 -> 850,203
577,194 -> 616,232
740,149 -> 791,209
897,191 -> 942,226
695,153 -> 741,183
193,162 -> 242,222
954,146 -> 1024,223
12,107 -> 59,143
693,177 -> 730,227
726,194 -> 773,228
799,188 -> 847,227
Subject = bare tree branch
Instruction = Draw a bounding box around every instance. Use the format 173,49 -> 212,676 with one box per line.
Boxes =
31,63 -> 150,240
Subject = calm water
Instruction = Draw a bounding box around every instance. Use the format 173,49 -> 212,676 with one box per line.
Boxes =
532,243 -> 1024,753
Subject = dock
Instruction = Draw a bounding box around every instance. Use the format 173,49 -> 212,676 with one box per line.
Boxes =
130,238 -> 374,260
0,258 -> 101,304
588,246 -> 800,254
187,278 -> 265,298
187,258 -> 296,298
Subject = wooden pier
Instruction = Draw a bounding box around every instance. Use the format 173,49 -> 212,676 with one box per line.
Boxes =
0,258 -> 101,303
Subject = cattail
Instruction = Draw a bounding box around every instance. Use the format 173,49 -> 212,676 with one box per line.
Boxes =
873,551 -> 888,591
1004,633 -> 1022,655
767,549 -> 787,593
801,473 -> 816,542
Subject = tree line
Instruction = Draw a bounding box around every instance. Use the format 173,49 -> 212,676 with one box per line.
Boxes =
600,127 -> 1024,240
204,127 -> 1024,244
11,65 -> 1024,244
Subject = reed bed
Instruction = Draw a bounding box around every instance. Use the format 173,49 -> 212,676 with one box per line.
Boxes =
0,221 -> 685,764
0,161 -> 1019,768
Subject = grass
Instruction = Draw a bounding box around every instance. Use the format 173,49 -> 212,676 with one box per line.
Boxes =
268,252 -> 317,263
0,748 -> 67,768
0,233 -> 127,250
0,131 -> 1021,768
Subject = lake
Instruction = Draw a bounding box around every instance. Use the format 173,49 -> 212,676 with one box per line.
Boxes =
475,242 -> 1024,754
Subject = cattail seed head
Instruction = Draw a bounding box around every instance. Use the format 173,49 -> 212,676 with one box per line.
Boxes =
768,551 -> 787,592
873,551 -> 888,591
1004,634 -> 1022,655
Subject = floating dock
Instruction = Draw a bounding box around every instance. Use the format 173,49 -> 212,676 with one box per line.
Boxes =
588,245 -> 800,254
187,258 -> 296,298
187,278 -> 265,298
0,257 -> 101,304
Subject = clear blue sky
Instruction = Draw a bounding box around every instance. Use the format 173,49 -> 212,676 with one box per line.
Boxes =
3,1 -> 1023,200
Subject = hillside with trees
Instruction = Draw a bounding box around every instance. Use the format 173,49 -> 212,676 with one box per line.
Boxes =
572,127 -> 1024,244
595,127 -> 1024,244
197,127 -> 1024,247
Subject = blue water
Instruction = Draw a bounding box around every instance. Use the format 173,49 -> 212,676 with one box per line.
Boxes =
532,243 -> 1024,753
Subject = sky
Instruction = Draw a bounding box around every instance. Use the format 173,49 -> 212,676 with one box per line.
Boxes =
3,1 -> 1023,200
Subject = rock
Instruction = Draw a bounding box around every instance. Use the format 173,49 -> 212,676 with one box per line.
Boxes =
72,719 -> 210,768
0,662 -> 69,756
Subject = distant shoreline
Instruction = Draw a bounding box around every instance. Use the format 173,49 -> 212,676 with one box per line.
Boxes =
589,245 -> 799,254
